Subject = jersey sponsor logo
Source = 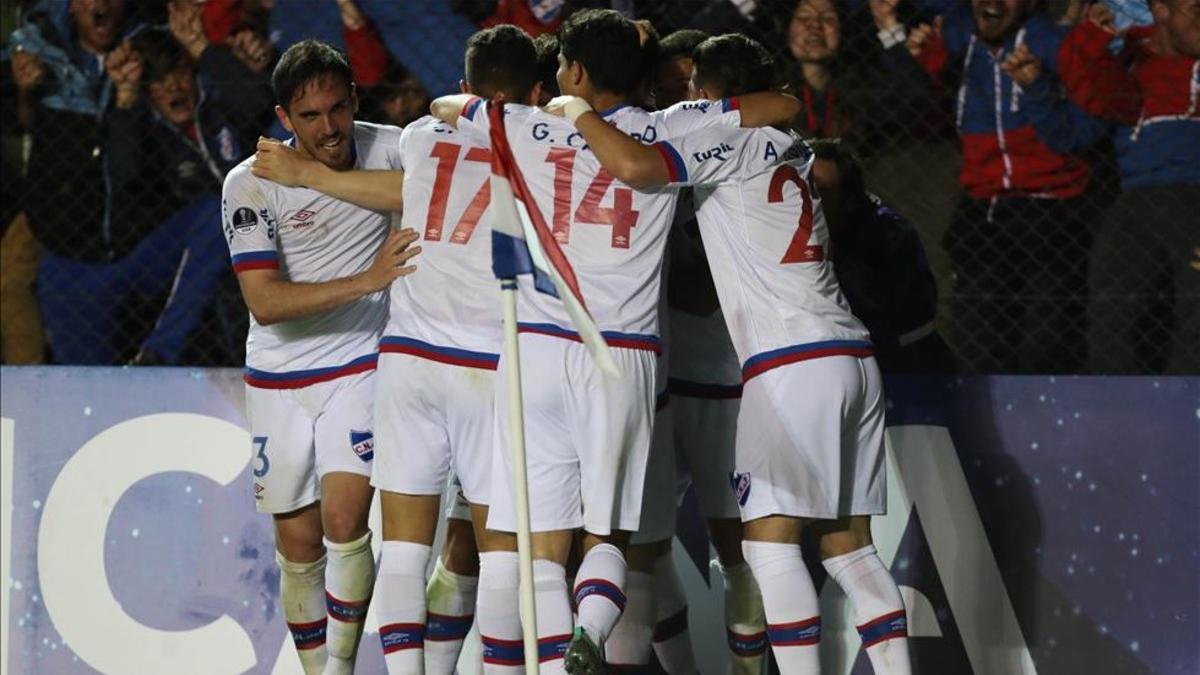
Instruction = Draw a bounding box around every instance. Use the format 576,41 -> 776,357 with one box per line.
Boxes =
287,209 -> 318,229
679,101 -> 712,112
729,471 -> 751,506
232,207 -> 258,235
692,142 -> 736,163
350,430 -> 374,462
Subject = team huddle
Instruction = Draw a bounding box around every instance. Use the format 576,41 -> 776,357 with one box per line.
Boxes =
223,9 -> 911,675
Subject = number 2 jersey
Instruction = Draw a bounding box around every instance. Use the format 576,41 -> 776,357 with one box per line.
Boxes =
380,114 -> 500,364
653,126 -> 873,382
455,98 -> 742,350
222,121 -> 400,386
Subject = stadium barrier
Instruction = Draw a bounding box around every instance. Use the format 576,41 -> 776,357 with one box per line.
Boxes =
0,367 -> 1194,674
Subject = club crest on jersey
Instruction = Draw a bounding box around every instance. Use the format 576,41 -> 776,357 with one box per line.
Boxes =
350,430 -> 374,462
232,207 -> 258,234
729,472 -> 751,506
692,142 -> 736,163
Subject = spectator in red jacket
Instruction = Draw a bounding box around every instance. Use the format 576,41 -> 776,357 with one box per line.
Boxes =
1072,1 -> 1200,373
898,0 -> 1109,373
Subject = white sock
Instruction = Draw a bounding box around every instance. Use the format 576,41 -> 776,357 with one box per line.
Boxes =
425,557 -> 479,674
718,560 -> 767,672
572,543 -> 627,646
823,546 -> 911,675
323,531 -> 375,673
534,559 -> 573,674
277,552 -> 329,675
605,569 -> 655,667
377,541 -> 432,674
478,552 -> 524,673
742,540 -> 820,675
651,553 -> 697,674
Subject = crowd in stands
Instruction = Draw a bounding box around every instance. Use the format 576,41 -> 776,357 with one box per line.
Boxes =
1,0 -> 1196,374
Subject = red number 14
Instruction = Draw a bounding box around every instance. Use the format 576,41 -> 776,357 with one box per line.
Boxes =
544,148 -> 640,249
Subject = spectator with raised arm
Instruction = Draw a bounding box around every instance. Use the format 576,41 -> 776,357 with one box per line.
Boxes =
898,0 -> 1109,373
1071,0 -> 1200,373
781,0 -> 928,149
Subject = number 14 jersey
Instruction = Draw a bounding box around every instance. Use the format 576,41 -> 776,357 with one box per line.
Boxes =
456,98 -> 741,351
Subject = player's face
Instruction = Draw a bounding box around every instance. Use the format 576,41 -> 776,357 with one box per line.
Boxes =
789,0 -> 840,63
281,76 -> 357,170
655,56 -> 693,108
972,0 -> 1030,45
148,66 -> 198,127
556,52 -> 585,98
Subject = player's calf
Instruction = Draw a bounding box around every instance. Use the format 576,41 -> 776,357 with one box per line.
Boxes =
816,517 -> 911,675
274,504 -> 329,675
742,517 -> 820,675
604,540 -> 662,669
320,473 -> 375,675
424,510 -> 483,674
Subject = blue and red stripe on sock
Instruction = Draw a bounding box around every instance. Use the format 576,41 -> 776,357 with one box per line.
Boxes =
857,610 -> 908,648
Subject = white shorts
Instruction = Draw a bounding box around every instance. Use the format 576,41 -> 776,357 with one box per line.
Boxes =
371,353 -> 495,506
670,383 -> 742,520
487,334 -> 656,535
247,371 -> 375,514
631,393 -> 677,544
732,356 -> 886,521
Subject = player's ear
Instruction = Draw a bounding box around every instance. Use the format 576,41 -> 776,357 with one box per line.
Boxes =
274,104 -> 294,133
459,79 -> 470,94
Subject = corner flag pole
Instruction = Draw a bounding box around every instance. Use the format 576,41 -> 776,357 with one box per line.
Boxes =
500,277 -> 540,675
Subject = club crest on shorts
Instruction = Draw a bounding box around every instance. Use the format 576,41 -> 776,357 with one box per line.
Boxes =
350,430 -> 374,462
729,472 -> 751,506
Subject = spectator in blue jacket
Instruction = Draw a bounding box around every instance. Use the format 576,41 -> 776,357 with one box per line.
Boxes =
900,0 -> 1110,373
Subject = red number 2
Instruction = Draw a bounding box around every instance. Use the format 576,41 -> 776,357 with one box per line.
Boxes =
543,148 -> 640,248
768,164 -> 824,263
425,141 -> 491,244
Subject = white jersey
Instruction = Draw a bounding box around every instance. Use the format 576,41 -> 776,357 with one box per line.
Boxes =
222,121 -> 401,387
455,97 -> 741,352
654,126 -> 872,382
380,115 -> 500,366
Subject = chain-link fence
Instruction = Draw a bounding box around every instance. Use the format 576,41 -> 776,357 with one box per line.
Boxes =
2,0 -> 1196,373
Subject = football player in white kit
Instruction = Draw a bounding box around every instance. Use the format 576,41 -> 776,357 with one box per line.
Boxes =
252,25 -> 547,675
223,40 -> 420,675
556,33 -> 913,675
431,12 -> 800,674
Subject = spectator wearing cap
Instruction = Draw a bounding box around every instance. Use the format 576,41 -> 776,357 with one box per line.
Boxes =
900,0 -> 1109,373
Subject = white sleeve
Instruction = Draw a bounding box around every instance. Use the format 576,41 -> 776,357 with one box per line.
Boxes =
379,123 -> 404,170
223,167 -> 280,274
650,127 -> 762,187
654,98 -> 743,139
455,96 -> 493,148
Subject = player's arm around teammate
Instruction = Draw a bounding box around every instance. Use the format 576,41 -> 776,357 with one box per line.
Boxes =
254,137 -> 406,213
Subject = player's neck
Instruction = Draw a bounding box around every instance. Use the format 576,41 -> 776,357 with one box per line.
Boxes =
589,91 -> 628,115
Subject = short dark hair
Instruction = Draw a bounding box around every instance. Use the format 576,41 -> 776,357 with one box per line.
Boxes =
272,39 -> 352,111
533,32 -> 561,99
465,25 -> 539,102
659,29 -> 709,62
130,27 -> 190,84
691,34 -> 776,98
809,137 -> 868,212
558,9 -> 642,95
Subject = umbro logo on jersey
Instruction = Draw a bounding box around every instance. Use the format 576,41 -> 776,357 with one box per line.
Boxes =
288,209 -> 319,228
692,142 -> 736,163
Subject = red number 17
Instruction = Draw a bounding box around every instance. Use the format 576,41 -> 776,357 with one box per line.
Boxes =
425,141 -> 491,244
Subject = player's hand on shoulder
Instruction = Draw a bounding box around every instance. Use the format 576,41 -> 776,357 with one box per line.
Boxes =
543,95 -> 593,123
360,227 -> 422,292
252,137 -> 311,187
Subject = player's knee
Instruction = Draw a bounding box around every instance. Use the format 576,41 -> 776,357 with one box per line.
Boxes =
322,508 -> 369,544
441,519 -> 481,575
